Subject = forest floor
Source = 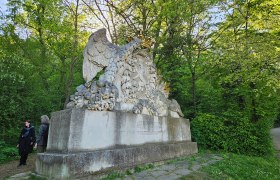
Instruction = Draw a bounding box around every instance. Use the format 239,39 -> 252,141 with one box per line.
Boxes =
0,154 -> 36,180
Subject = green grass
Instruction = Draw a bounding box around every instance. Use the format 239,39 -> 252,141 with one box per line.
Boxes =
0,144 -> 19,164
200,153 -> 280,180
28,174 -> 46,180
102,172 -> 124,180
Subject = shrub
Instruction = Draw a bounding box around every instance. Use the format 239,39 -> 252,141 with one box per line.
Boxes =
0,140 -> 19,163
191,113 -> 274,156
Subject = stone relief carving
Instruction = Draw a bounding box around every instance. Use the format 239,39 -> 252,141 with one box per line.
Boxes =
66,28 -> 184,118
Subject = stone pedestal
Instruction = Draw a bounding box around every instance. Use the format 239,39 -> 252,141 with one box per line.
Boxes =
36,108 -> 197,178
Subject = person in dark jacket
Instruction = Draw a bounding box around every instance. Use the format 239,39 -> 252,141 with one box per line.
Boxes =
17,120 -> 36,167
36,115 -> 49,153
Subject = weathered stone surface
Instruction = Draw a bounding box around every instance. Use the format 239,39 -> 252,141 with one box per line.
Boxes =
173,168 -> 191,176
36,109 -> 197,178
36,141 -> 197,179
149,170 -> 168,177
46,108 -> 192,152
158,174 -> 182,180
67,28 -> 184,118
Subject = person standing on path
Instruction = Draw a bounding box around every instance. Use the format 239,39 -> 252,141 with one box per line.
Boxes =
17,120 -> 36,167
35,115 -> 49,153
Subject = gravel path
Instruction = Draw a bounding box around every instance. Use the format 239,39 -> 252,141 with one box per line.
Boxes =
0,154 -> 36,180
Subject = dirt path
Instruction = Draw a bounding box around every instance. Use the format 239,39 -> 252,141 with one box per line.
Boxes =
271,128 -> 280,150
0,154 -> 36,180
271,128 -> 280,159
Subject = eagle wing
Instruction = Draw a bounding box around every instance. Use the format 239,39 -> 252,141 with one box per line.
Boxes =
83,28 -> 118,83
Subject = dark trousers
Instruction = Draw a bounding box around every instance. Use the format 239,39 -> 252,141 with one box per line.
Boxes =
19,153 -> 28,165
37,145 -> 46,153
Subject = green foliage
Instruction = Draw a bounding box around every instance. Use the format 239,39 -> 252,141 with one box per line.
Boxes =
202,153 -> 280,180
102,172 -> 124,180
191,113 -> 274,156
28,174 -> 46,180
0,51 -> 34,144
0,0 -> 88,147
134,164 -> 155,173
0,140 -> 19,164
186,0 -> 280,157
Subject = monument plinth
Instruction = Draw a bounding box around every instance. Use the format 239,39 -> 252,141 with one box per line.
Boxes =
36,29 -> 197,178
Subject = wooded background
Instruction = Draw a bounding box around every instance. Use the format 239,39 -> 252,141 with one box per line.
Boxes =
0,0 -> 279,158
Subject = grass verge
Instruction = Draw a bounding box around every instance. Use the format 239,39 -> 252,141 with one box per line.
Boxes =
199,153 -> 280,180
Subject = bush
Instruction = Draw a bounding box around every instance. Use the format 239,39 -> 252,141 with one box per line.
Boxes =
0,140 -> 19,163
191,113 -> 274,157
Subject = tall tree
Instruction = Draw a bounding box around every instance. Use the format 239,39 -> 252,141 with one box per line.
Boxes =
209,0 -> 280,122
6,0 -> 91,108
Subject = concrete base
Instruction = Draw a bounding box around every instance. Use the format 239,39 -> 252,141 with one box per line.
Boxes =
36,108 -> 198,178
36,141 -> 197,179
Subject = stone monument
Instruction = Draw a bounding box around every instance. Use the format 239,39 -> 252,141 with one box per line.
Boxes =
36,28 -> 198,179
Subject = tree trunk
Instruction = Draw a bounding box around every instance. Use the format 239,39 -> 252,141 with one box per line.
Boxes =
64,0 -> 80,108
191,71 -> 197,118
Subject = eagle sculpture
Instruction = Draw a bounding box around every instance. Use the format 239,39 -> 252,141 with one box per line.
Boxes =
67,28 -> 184,118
